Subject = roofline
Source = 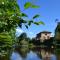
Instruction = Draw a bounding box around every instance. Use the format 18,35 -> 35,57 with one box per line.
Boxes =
40,31 -> 51,33
37,31 -> 51,35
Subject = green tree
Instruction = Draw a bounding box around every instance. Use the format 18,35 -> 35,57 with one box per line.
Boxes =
17,33 -> 29,46
0,0 -> 44,32
55,22 -> 60,60
55,22 -> 60,40
0,0 -> 44,50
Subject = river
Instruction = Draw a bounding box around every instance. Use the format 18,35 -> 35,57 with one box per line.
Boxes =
10,47 -> 57,60
0,47 -> 60,60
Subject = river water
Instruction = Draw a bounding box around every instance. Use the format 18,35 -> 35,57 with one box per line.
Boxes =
10,47 -> 57,60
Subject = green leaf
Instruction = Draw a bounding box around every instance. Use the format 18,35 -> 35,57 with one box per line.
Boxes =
18,24 -> 22,28
20,18 -> 27,23
24,2 -> 31,9
24,2 -> 40,9
2,2 -> 4,5
0,32 -> 13,46
33,14 -> 40,19
28,20 -> 33,26
34,21 -> 45,25
38,21 -> 45,25
31,5 -> 40,8
21,13 -> 28,17
34,22 -> 39,25
25,25 -> 28,29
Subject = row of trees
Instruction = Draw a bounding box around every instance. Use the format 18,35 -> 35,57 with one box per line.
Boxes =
17,22 -> 60,49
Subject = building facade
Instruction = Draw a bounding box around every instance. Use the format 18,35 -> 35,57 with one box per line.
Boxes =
36,31 -> 51,42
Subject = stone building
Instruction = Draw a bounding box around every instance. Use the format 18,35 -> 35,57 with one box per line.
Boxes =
35,31 -> 54,48
36,31 -> 51,42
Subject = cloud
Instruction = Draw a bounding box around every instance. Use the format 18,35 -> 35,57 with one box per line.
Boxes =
27,31 -> 36,38
50,33 -> 54,37
16,29 -> 23,33
29,32 -> 33,35
16,28 -> 23,37
16,27 -> 35,38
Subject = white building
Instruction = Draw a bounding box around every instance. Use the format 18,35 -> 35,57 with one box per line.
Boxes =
36,31 -> 51,42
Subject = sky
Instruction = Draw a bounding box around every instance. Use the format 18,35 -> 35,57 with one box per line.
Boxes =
16,0 -> 60,38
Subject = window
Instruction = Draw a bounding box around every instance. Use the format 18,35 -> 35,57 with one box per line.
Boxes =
45,33 -> 47,35
47,36 -> 50,39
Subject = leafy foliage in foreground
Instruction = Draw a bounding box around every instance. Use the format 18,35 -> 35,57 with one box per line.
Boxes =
24,2 -> 40,9
0,32 -> 13,47
0,0 -> 44,32
0,0 -> 44,50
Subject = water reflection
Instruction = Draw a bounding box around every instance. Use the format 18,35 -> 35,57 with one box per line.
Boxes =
10,47 -> 57,60
24,51 -> 41,60
11,51 -> 41,60
10,51 -> 23,60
